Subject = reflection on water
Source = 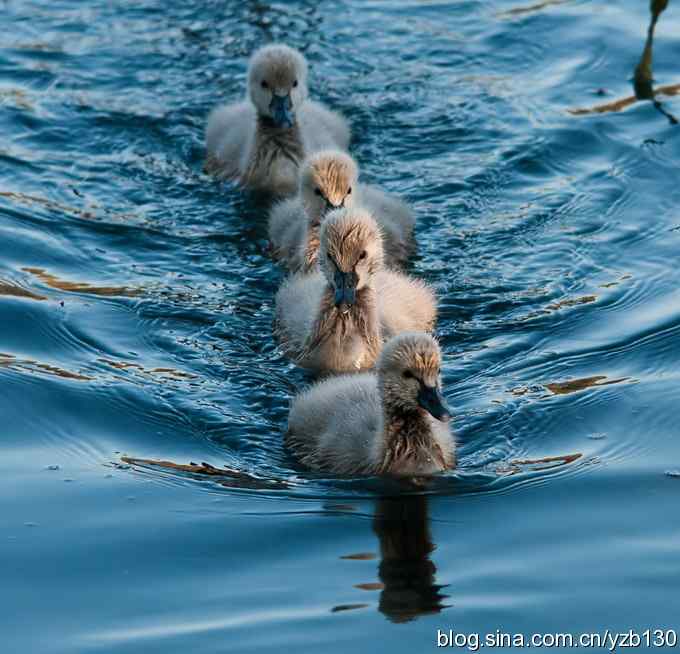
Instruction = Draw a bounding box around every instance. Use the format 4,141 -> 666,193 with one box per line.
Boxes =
3,0 -> 680,651
0,190 -> 137,223
546,375 -> 629,395
500,452 -> 583,475
373,496 -> 449,623
498,0 -> 570,18
339,496 -> 449,623
0,352 -> 92,381
99,358 -> 198,380
570,0 -> 678,122
519,294 -> 597,322
634,0 -> 678,124
120,456 -> 289,490
0,279 -> 46,301
23,267 -> 141,297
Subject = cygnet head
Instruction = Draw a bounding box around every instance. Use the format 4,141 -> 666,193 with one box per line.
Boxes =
299,151 -> 359,224
319,208 -> 384,313
248,44 -> 308,128
378,333 -> 451,422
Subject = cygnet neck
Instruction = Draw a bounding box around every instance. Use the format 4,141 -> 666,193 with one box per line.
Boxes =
377,384 -> 445,475
306,282 -> 381,360
300,209 -> 323,271
255,115 -> 304,160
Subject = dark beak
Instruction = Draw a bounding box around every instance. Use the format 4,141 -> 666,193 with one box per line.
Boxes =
323,197 -> 344,217
417,384 -> 451,422
269,93 -> 294,128
333,270 -> 357,311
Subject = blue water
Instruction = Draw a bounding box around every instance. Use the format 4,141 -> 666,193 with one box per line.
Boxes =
2,1 -> 680,651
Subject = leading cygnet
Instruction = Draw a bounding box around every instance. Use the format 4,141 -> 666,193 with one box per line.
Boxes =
205,44 -> 350,196
285,332 -> 455,476
268,150 -> 415,271
275,208 -> 436,375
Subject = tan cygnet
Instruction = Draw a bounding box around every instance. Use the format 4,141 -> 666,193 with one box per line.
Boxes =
205,44 -> 350,196
268,150 -> 415,271
285,332 -> 455,476
274,208 -> 435,375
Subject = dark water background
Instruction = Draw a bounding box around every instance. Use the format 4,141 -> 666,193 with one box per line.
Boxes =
2,1 -> 680,652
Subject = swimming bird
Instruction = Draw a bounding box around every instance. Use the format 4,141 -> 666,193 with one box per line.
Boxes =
205,44 -> 350,196
268,150 -> 415,271
274,208 -> 436,375
285,332 -> 455,476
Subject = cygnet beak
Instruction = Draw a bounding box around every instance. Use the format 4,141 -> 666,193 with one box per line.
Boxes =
333,269 -> 358,313
269,93 -> 294,128
417,384 -> 451,422
322,196 -> 344,217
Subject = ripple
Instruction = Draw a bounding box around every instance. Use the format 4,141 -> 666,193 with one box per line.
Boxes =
497,0 -> 571,19
2,1 -> 680,647
0,352 -> 92,381
544,375 -> 630,395
23,267 -> 141,298
0,278 -> 46,301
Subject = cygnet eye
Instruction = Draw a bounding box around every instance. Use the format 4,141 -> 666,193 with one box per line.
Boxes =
358,250 -> 367,261
346,187 -> 352,195
261,80 -> 269,89
314,188 -> 322,196
293,79 -> 298,88
403,370 -> 414,380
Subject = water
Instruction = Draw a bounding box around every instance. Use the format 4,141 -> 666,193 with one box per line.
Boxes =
2,0 -> 680,651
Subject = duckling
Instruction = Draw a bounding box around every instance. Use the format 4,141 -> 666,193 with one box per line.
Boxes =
285,332 -> 455,476
268,150 -> 415,271
274,208 -> 435,375
205,44 -> 350,196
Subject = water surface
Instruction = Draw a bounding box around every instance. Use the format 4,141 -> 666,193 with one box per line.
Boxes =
2,1 -> 680,652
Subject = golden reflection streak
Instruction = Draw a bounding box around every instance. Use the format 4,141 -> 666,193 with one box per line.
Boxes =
519,294 -> 597,322
354,582 -> 384,591
498,0 -> 570,18
0,353 -> 92,381
340,553 -> 377,560
0,190 -> 98,220
0,280 -> 46,301
498,452 -> 583,475
511,374 -> 630,398
511,452 -> 582,468
546,295 -> 596,311
150,367 -> 197,379
23,267 -> 141,298
546,375 -> 629,395
98,358 -> 198,380
512,453 -> 582,465
569,0 -> 678,123
99,359 -> 143,370
0,190 -> 139,222
569,83 -> 680,117
119,457 -> 289,490
98,359 -> 198,380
